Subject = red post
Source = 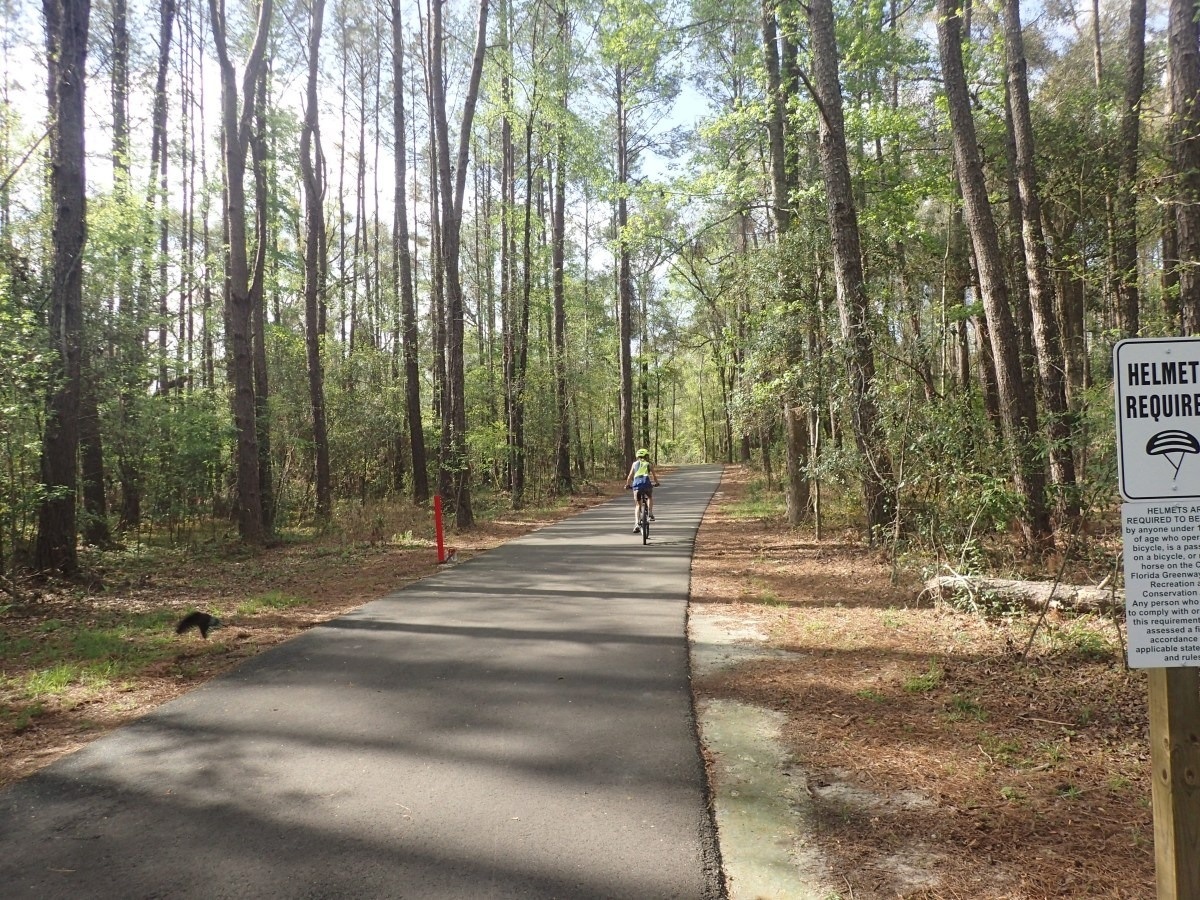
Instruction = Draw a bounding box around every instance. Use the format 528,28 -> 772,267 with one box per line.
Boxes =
433,495 -> 446,564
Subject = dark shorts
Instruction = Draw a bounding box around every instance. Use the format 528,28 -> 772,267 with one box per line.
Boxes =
632,478 -> 653,498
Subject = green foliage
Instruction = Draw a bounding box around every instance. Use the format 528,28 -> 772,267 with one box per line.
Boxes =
0,243 -> 51,571
136,390 -> 233,532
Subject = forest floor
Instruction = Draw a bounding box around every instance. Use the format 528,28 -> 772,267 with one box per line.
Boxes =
692,466 -> 1153,899
0,466 -> 1154,898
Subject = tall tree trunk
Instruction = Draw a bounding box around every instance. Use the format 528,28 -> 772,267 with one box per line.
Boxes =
937,0 -> 1050,548
1002,0 -> 1078,522
946,193 -> 972,391
1170,0 -> 1200,332
763,0 -> 790,235
805,0 -> 895,537
209,0 -> 272,545
499,0 -> 514,491
249,68 -> 273,533
1001,91 -> 1036,398
35,0 -> 90,574
616,64 -> 635,466
300,0 -> 332,525
1165,206 -> 1182,332
1115,0 -> 1147,337
199,7 -> 215,391
81,0 -> 128,548
430,0 -> 487,527
391,0 -> 428,504
119,0 -> 175,531
510,109 -> 535,509
552,8 -> 572,495
764,0 -> 811,525
78,345 -> 108,546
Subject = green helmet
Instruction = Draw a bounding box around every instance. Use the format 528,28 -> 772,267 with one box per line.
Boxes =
636,448 -> 649,458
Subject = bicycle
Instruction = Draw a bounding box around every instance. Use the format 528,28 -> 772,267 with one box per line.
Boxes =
634,485 -> 651,544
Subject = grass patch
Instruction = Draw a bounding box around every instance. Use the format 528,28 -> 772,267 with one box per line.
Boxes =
24,664 -> 77,697
1037,740 -> 1067,764
3,611 -> 182,704
727,478 -> 786,519
947,694 -> 988,721
903,661 -> 943,694
1045,620 -> 1114,662
1056,782 -> 1083,800
390,529 -> 434,549
236,591 -> 309,616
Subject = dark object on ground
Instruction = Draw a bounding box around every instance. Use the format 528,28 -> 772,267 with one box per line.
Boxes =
176,611 -> 222,639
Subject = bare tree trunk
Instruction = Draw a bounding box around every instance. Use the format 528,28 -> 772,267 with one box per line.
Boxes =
764,0 -> 811,525
209,0 -> 272,545
616,64 -> 635,466
300,0 -> 332,524
552,3 -> 572,494
119,0 -> 175,532
763,0 -> 789,235
78,343 -> 108,546
805,0 -> 895,537
1115,0 -> 1146,336
35,0 -> 89,574
937,0 -> 1050,549
1165,206 -> 1182,332
1001,92 -> 1035,399
498,0 -> 514,491
391,0 -> 428,505
198,3 -> 215,391
1170,0 -> 1200,332
430,0 -> 487,527
946,194 -> 972,391
1002,0 -> 1078,522
784,406 -> 811,521
81,0 -> 126,548
510,107 -> 535,509
249,68 -> 273,534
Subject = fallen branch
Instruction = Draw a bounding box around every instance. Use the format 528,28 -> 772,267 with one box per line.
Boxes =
922,575 -> 1123,616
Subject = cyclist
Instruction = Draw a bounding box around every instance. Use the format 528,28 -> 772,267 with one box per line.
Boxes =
623,448 -> 660,532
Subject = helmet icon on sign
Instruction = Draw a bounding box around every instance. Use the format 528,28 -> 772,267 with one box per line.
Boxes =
1146,429 -> 1200,480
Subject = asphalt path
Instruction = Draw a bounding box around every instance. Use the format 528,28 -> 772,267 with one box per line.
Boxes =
0,464 -> 726,899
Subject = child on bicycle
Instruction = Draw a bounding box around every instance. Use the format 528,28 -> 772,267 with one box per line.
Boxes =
624,448 -> 660,532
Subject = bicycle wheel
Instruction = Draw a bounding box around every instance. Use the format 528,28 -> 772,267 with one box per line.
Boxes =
640,498 -> 650,544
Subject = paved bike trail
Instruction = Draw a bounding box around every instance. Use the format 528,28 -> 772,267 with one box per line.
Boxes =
0,465 -> 726,899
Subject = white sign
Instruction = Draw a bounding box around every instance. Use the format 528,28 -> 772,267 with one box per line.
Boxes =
1123,502 -> 1200,667
1114,338 -> 1200,501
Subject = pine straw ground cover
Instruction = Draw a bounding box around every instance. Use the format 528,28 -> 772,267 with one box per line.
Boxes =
690,466 -> 1154,899
0,484 -> 622,789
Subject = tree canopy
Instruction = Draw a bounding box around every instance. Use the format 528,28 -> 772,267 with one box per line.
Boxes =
0,0 -> 1185,572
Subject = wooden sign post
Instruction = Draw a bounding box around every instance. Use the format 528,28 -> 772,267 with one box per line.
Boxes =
1115,339 -> 1200,898
1148,668 -> 1200,897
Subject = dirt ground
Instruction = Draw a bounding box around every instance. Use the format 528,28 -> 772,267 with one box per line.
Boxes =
0,467 -> 1155,898
692,466 -> 1153,899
